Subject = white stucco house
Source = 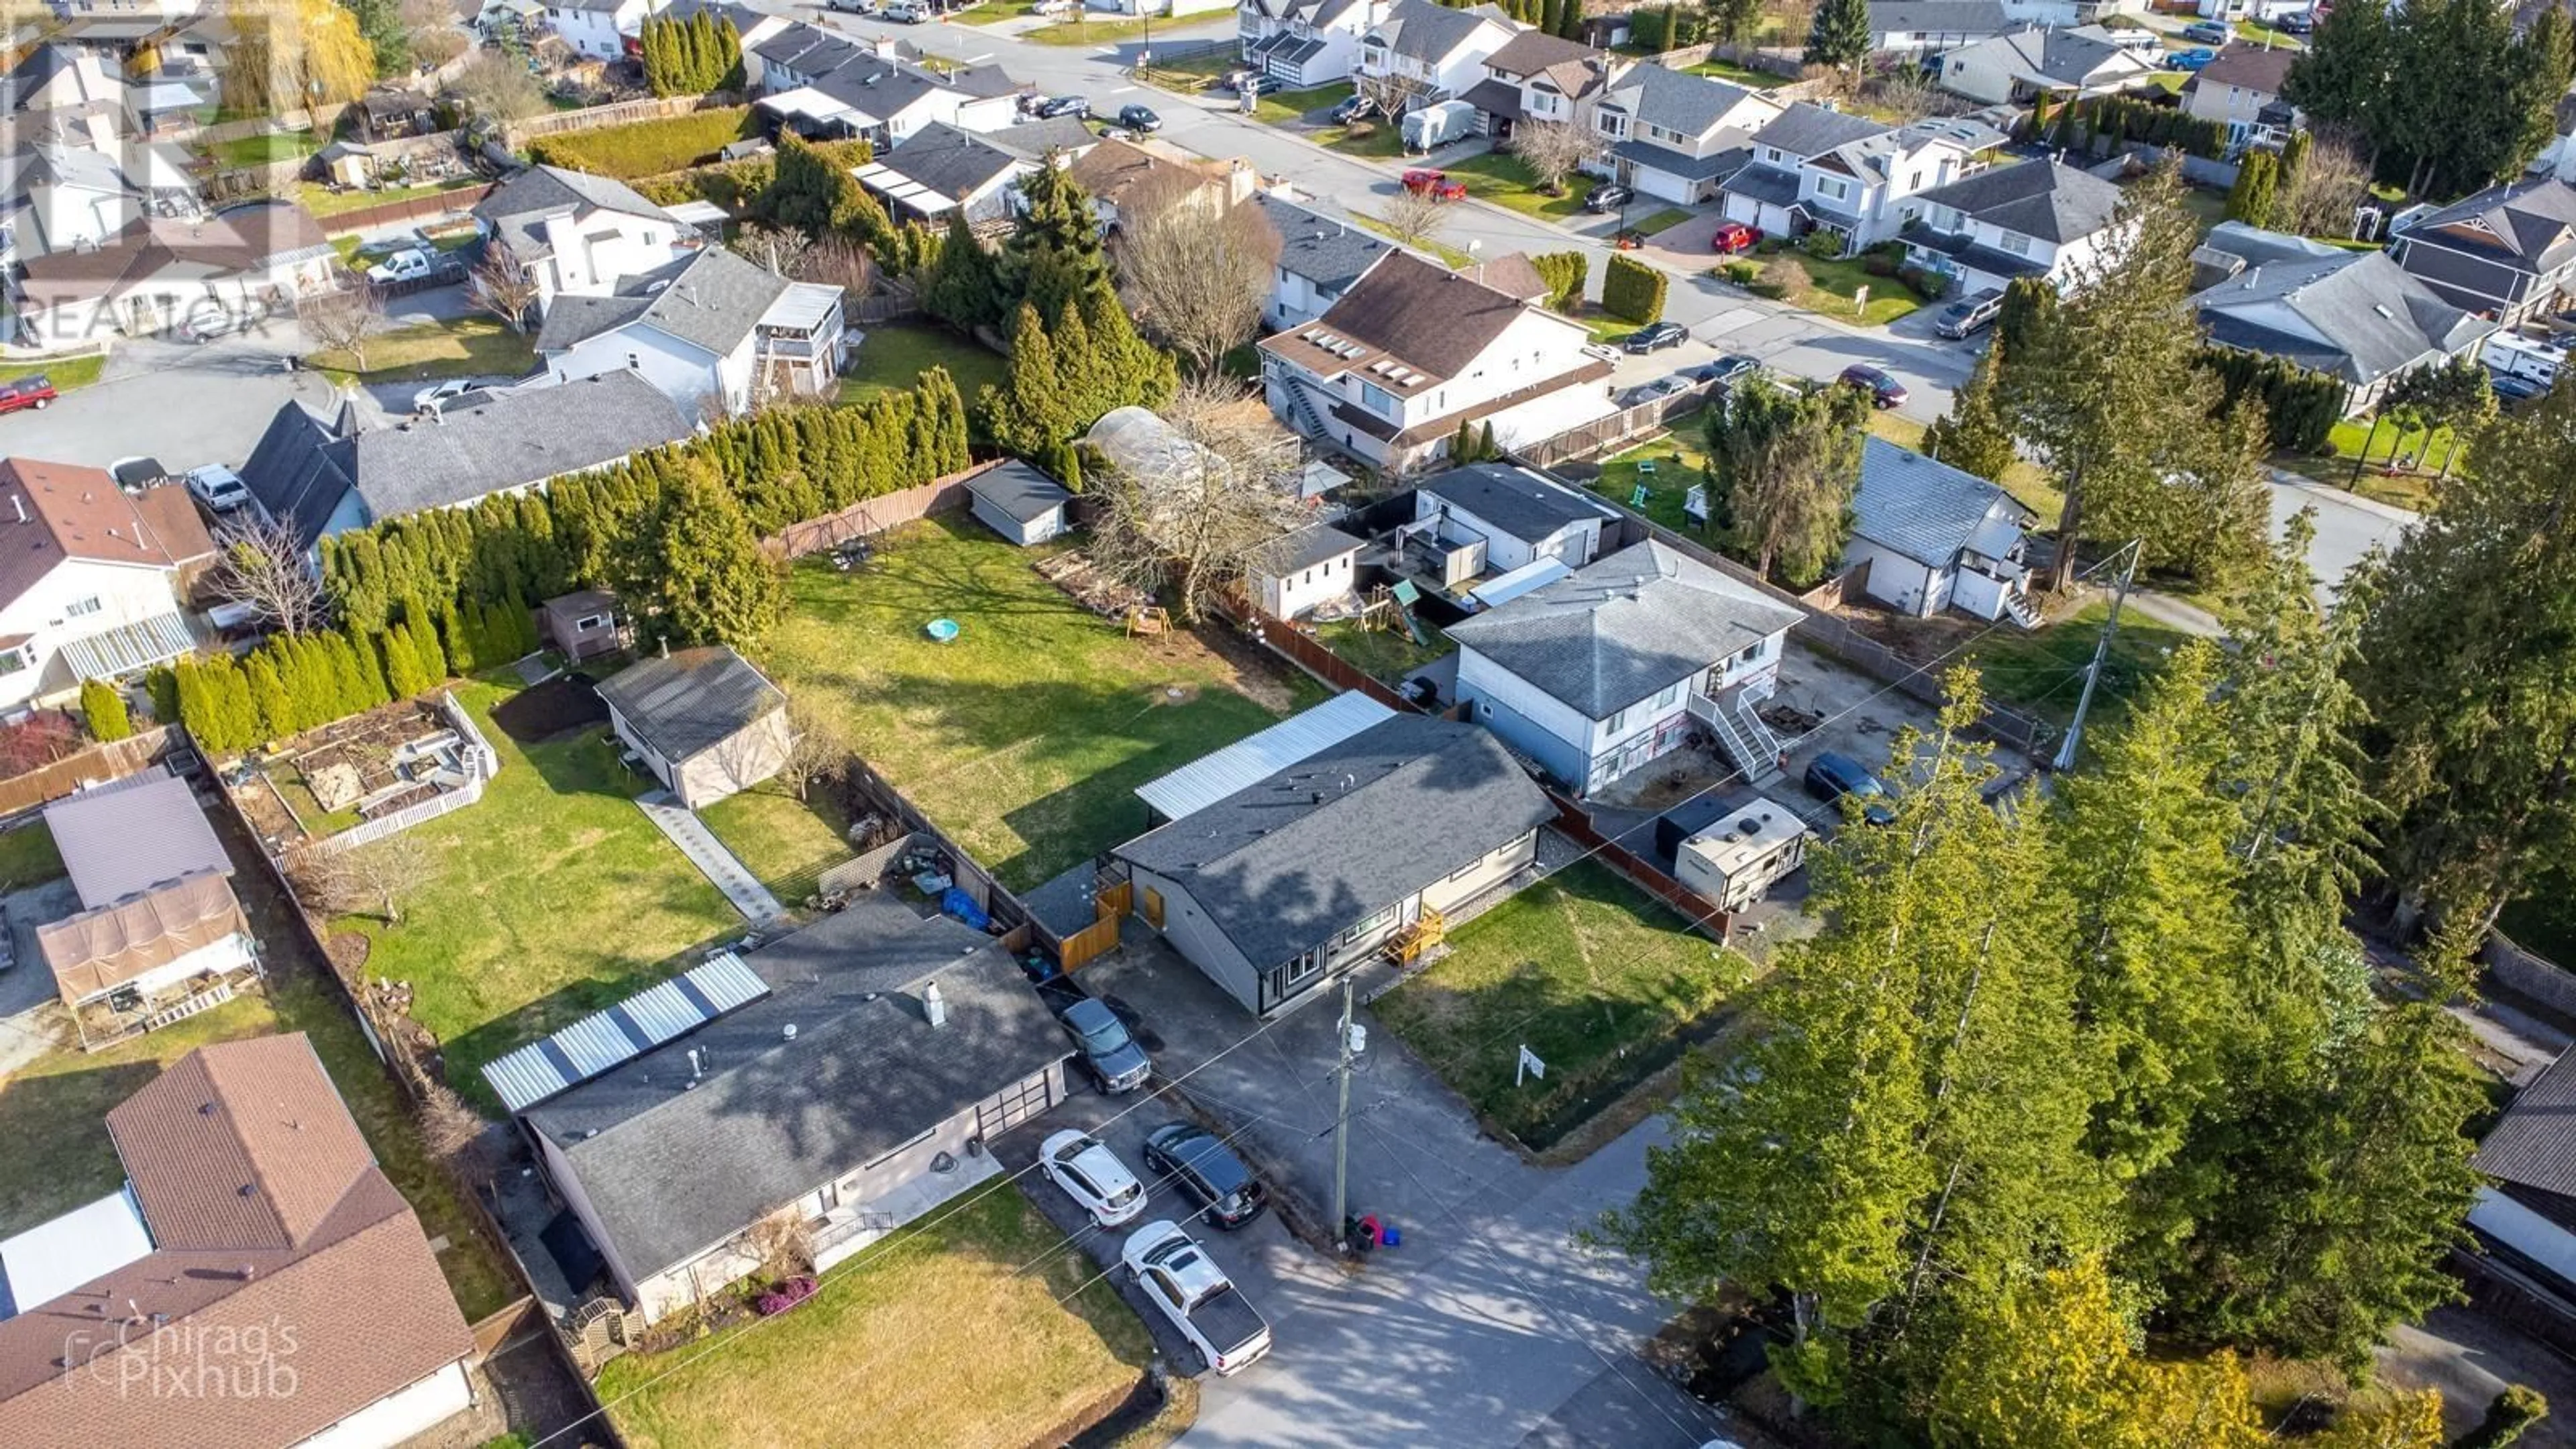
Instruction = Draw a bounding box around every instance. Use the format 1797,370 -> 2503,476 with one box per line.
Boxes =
2180,42 -> 2296,151
1446,539 -> 1807,795
545,0 -> 667,60
1936,24 -> 2160,106
1250,521 -> 1366,619
2194,222 -> 2494,417
1841,437 -> 2039,623
1356,0 -> 1522,109
1588,64 -> 1781,205
0,459 -> 215,714
474,164 -> 694,315
1718,105 -> 1993,252
1411,462 -> 1619,587
750,24 -> 1025,144
1255,250 -> 1616,470
1240,0 -> 1384,87
1902,157 -> 2127,296
536,244 -> 845,418
12,199 -> 337,345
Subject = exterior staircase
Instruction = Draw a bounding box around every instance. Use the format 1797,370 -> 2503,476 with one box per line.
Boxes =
2002,589 -> 2043,630
1283,380 -> 1332,440
1690,691 -> 1782,788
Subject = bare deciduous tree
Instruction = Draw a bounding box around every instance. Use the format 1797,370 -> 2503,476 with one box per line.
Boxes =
1353,70 -> 1433,125
744,1207 -> 815,1279
470,237 -> 541,332
1113,173 -> 1283,376
782,696 -> 850,802
299,282 -> 383,370
207,514 -> 327,637
734,223 -> 812,277
1086,375 -> 1310,624
297,831 -> 429,923
1377,186 -> 1454,251
794,235 -> 876,297
445,48 -> 548,122
2281,125 -> 2373,240
1862,62 -> 1967,124
1507,120 -> 1597,196
402,0 -> 470,69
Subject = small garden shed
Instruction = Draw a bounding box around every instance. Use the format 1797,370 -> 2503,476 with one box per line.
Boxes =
965,460 -> 1074,546
542,589 -> 627,662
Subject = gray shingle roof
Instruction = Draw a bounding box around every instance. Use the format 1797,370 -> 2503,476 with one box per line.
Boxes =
985,114 -> 1097,161
533,290 -> 653,352
965,458 -> 1073,523
1850,436 -> 2031,570
1259,521 -> 1366,576
876,121 -> 1024,203
1748,102 -> 1888,159
1911,158 -> 2121,244
543,246 -> 791,360
1446,539 -> 1806,717
2479,1046 -> 2576,1197
1368,0 -> 1504,65
1113,715 -> 1555,969
474,165 -> 676,259
1251,194 -> 1393,292
1722,161 -> 1803,209
1613,137 -> 1745,183
1866,0 -> 2008,34
1479,28 -> 1596,77
1609,64 -> 1761,138
596,645 -> 784,763
2195,242 -> 2493,388
1421,463 -> 1619,546
2398,174 -> 2576,273
525,896 -> 1069,1279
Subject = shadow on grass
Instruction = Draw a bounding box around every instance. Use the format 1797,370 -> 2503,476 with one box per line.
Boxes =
0,1057 -> 160,1234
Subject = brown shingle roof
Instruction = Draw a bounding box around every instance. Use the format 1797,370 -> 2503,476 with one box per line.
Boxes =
0,1036 -> 474,1449
0,460 -> 215,613
2192,42 -> 2295,98
1256,251 -> 1538,394
17,202 -> 331,307
1067,136 -> 1223,210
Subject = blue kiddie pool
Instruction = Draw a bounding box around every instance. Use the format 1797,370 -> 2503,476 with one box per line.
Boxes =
925,618 -> 961,643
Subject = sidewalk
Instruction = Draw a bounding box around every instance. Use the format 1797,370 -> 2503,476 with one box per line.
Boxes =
635,790 -> 784,922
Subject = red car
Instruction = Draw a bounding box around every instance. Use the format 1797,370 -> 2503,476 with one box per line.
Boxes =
0,376 -> 56,415
1401,168 -> 1466,202
1711,220 -> 1761,254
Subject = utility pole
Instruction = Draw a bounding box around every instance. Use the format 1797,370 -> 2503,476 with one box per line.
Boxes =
1331,975 -> 1356,1252
2052,541 -> 2139,773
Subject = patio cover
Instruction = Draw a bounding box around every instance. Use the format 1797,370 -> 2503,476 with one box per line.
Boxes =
57,612 -> 195,682
38,868 -> 252,1006
757,87 -> 865,129
1134,691 -> 1397,823
0,1187 -> 154,1320
852,160 -> 959,217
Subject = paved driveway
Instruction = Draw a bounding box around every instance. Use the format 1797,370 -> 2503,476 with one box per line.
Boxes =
5,325 -> 334,476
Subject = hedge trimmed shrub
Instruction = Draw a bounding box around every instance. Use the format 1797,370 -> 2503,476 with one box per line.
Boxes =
1531,250 -> 1587,313
1603,254 -> 1666,323
2199,345 -> 2345,453
528,107 -> 759,180
1719,258 -> 1760,285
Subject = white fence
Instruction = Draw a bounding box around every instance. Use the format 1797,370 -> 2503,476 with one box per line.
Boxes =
311,692 -> 501,856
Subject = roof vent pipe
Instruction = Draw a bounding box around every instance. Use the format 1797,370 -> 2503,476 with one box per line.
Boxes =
924,981 -> 947,1028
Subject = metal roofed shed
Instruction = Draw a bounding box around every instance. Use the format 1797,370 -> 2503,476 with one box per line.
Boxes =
482,951 -> 771,1113
44,769 -> 233,911
965,458 -> 1075,545
1134,691 -> 1397,825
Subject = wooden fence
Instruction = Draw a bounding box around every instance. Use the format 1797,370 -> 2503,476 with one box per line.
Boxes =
501,93 -> 746,148
313,183 -> 495,236
761,458 -> 1004,559
1542,787 -> 1731,941
0,726 -> 184,823
1058,880 -> 1130,972
1509,379 -> 1716,470
1225,603 -> 1419,712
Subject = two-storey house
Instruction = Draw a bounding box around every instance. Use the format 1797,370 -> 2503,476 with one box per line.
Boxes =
1901,156 -> 2125,296
1720,105 -> 1988,252
537,244 -> 847,419
2390,174 -> 2576,327
1254,250 -> 1615,470
473,164 -> 693,315
1866,0 -> 2012,54
0,458 -> 215,714
1936,23 -> 2159,105
1251,193 -> 1393,329
1356,0 -> 1521,110
751,24 -> 1025,143
1459,29 -> 1617,140
1239,0 -> 1383,89
1446,539 -> 1807,796
1593,65 -> 1781,204
2181,42 -> 2296,151
547,0 -> 667,60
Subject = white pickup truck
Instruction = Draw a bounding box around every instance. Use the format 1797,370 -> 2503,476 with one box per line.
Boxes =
1122,1221 -> 1271,1376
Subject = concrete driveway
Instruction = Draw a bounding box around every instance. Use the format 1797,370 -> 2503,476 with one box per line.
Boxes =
3,326 -> 336,476
2378,1303 -> 2576,1447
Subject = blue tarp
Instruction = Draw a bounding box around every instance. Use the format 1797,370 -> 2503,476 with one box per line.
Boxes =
941,887 -> 990,930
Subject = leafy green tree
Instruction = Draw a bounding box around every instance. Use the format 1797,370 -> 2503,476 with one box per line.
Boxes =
1704,380 -> 1868,585
1921,336 -> 2019,484
922,209 -> 1006,331
652,457 -> 783,650
2278,126 -> 2313,197
1540,0 -> 1564,38
1003,162 -> 1109,323
1703,0 -> 1760,47
1805,0 -> 1871,72
244,656 -> 292,743
2463,1386 -> 2551,1449
2225,149 -> 2278,227
1554,0 -> 1585,39
2387,354 -> 2498,483
2284,0 -> 2396,146
78,679 -> 130,743
985,302 -> 1073,458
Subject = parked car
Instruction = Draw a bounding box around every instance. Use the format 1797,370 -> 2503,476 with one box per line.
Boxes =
0,375 -> 57,415
1400,168 -> 1466,201
1621,374 -> 1695,407
108,457 -> 168,490
1059,996 -> 1152,1093
823,0 -> 876,12
1583,182 -> 1634,214
1688,353 -> 1761,386
1621,320 -> 1688,354
176,303 -> 254,342
1116,103 -> 1162,132
2277,8 -> 2314,32
2182,19 -> 2231,43
1142,1123 -> 1269,1230
2490,370 -> 2549,409
1329,93 -> 1373,124
1710,219 -> 1760,254
1040,1130 -> 1148,1228
2168,46 -> 2217,70
1837,362 -> 1909,408
1122,1220 -> 1273,1376
1805,751 -> 1896,826
184,464 -> 252,513
1035,93 -> 1089,118
0,904 -> 14,971
412,377 -> 493,413
885,1 -> 928,19
366,248 -> 438,284
1934,287 -> 2003,340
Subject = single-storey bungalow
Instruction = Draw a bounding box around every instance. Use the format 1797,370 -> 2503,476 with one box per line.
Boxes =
1841,437 -> 2039,623
36,867 -> 255,1012
1114,713 -> 1556,1016
1411,462 -> 1621,587
1251,521 -> 1366,620
965,458 -> 1075,545
2195,221 -> 2496,415
598,645 -> 792,810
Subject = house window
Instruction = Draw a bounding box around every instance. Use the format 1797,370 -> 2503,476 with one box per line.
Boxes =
1656,681 -> 1680,709
1359,381 -> 1398,415
1342,903 -> 1397,941
2000,232 -> 2031,256
1605,705 -> 1629,735
64,596 -> 100,618
1815,175 -> 1851,203
576,614 -> 608,631
627,352 -> 641,370
0,649 -> 23,677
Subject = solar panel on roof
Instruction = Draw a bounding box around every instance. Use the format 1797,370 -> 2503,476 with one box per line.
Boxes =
478,953 -> 773,1114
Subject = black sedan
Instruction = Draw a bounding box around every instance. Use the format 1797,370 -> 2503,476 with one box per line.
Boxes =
1143,1123 -> 1270,1229
1582,183 -> 1635,214
1620,321 -> 1688,354
1687,353 -> 1761,386
1116,103 -> 1162,132
1034,95 -> 1090,119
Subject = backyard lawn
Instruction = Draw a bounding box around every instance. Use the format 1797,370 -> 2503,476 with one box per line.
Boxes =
0,975 -> 519,1320
211,128 -> 320,166
299,178 -> 483,220
1589,439 -> 1708,535
1315,617 -> 1449,684
759,519 -> 1322,891
339,680 -> 745,1106
310,317 -> 537,387
1963,599 -> 2196,733
1686,56 -> 1782,87
0,352 -> 106,391
699,785 -> 851,903
840,320 -> 1008,409
0,820 -> 64,890
1444,152 -> 1589,222
598,1183 -> 1148,1449
1374,861 -> 1741,1147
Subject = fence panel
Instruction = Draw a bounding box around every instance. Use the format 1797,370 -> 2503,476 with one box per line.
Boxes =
501,93 -> 747,148
313,184 -> 494,235
0,727 -> 182,822
1511,381 -> 1713,470
762,460 -> 1003,560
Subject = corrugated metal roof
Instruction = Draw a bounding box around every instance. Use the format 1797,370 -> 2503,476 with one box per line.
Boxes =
1470,556 -> 1572,610
480,952 -> 773,1114
1134,692 -> 1397,824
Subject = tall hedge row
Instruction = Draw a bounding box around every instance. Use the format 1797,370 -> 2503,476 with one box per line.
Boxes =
1603,254 -> 1668,324
2199,346 -> 2347,453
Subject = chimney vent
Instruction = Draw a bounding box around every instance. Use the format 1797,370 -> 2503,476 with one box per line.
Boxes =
783,1022 -> 798,1041
923,981 -> 947,1028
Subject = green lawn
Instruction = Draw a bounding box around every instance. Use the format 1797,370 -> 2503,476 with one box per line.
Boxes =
1318,114 -> 1409,159
952,0 -> 1054,22
1631,206 -> 1693,236
1252,81 -> 1354,125
210,128 -> 319,167
840,320 -> 1010,409
0,353 -> 105,390
759,519 -> 1322,891
1964,599 -> 2196,733
0,975 -> 519,1320
1443,151 -> 1588,221
1136,51 -> 1237,87
1591,440 -> 1709,535
1686,56 -> 1782,87
1353,213 -> 1470,268
699,786 -> 852,903
310,317 -> 537,387
598,1185 -> 1146,1449
2233,17 -> 2304,46
1314,617 -> 1450,684
2178,184 -> 2230,236
1022,13 -> 1157,43
1374,861 -> 1741,1146
340,680 -> 744,1108
299,178 -> 482,220
1786,252 -> 1924,325
0,822 -> 63,891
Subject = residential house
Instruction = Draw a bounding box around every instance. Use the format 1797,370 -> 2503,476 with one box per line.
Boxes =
1132,691 -> 1393,828
1719,105 -> 1989,252
1591,64 -> 1782,205
2390,174 -> 2576,327
597,644 -> 791,809
1459,28 -> 1617,142
1113,713 -> 1554,1015
502,896 -> 1071,1324
2467,1047 -> 2576,1306
0,1034 -> 477,1449
1867,0 -> 2013,54
238,371 -> 696,547
1842,436 -> 2039,622
1069,138 -> 1258,231
38,867 -> 254,1014
1446,539 -> 1807,794
546,0 -> 667,60
983,113 -> 1101,163
1250,521 -> 1366,619
2181,42 -> 2296,150
1412,461 -> 1619,587
2194,221 -> 2494,414
44,767 -> 234,912
1240,0 -> 1384,89
1356,0 -> 1522,110
473,164 -> 692,314
1255,250 -> 1616,470
1936,24 -> 2159,106
751,25 -> 1024,144
0,142 -> 140,272
13,198 -> 335,345
0,462 -> 213,712
965,458 -> 1075,546
535,244 -> 845,417
1251,193 -> 1393,329
853,121 -> 1040,225
1901,156 -> 2126,295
